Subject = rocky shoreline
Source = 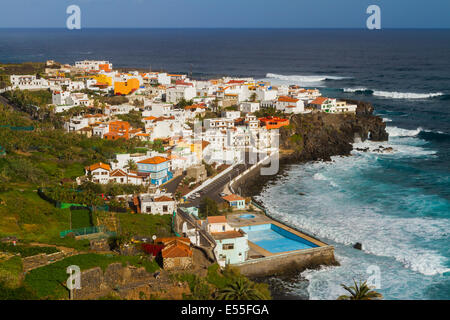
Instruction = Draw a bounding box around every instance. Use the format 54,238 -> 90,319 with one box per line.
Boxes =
234,100 -> 389,198
234,101 -> 389,299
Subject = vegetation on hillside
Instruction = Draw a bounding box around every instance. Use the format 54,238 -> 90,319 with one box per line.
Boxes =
23,253 -> 159,299
174,264 -> 271,300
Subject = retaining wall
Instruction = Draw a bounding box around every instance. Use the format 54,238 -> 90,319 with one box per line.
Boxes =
233,245 -> 337,278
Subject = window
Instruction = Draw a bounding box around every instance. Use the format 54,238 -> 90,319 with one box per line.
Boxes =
223,244 -> 234,250
163,205 -> 168,212
146,206 -> 151,213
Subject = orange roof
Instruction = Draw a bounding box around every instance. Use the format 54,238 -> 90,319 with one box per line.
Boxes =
278,96 -> 299,103
137,156 -> 169,164
202,140 -> 210,150
85,162 -> 111,171
155,237 -> 190,245
110,169 -> 127,177
310,96 -> 328,105
161,240 -> 192,258
143,116 -> 157,121
207,216 -> 227,224
184,104 -> 206,110
222,194 -> 245,202
154,195 -> 173,202
211,231 -> 245,240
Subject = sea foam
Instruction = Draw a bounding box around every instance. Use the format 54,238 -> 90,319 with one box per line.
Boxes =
265,73 -> 350,86
343,88 -> 444,99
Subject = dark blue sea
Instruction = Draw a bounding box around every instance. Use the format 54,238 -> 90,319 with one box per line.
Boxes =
0,29 -> 449,299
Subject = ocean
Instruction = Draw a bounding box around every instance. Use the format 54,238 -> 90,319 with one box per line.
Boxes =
0,28 -> 449,299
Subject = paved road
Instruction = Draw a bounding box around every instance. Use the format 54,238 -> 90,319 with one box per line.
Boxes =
181,152 -> 263,207
163,173 -> 185,194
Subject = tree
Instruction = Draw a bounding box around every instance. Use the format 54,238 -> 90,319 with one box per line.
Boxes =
175,98 -> 193,109
199,197 -> 219,218
216,277 -> 267,300
125,159 -> 137,171
337,280 -> 383,300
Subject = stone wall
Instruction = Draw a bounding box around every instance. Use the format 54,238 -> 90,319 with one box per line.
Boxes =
22,251 -> 75,272
73,262 -> 153,300
234,246 -> 337,278
163,256 -> 193,271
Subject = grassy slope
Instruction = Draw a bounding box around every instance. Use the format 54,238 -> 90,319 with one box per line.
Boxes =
118,213 -> 173,238
24,253 -> 159,299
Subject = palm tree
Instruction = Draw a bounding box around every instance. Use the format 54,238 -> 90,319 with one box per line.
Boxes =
216,277 -> 266,300
125,159 -> 137,171
337,280 -> 383,300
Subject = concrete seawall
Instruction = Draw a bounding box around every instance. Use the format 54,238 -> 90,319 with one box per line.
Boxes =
233,245 -> 337,278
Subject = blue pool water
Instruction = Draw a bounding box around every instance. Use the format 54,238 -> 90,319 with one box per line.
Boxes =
239,214 -> 256,219
241,224 -> 318,253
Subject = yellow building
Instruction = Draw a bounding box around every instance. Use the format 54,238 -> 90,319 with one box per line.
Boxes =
114,78 -> 140,95
93,74 -> 113,87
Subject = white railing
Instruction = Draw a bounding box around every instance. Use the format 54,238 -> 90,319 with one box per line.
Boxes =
229,152 -> 276,193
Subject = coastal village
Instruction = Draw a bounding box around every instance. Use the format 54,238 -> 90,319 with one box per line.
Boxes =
0,59 -> 359,299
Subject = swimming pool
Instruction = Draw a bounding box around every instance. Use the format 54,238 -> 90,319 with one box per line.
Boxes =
239,214 -> 256,219
240,224 -> 318,253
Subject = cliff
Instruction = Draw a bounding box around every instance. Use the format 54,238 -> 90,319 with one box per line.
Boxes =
278,100 -> 388,163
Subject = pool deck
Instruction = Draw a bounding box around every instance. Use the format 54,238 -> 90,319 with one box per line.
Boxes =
227,212 -> 327,259
227,211 -> 337,277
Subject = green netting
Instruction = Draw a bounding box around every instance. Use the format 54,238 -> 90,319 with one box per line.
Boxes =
59,225 -> 116,238
0,125 -> 34,131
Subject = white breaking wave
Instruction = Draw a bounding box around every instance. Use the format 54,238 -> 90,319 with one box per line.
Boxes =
386,126 -> 422,137
264,73 -> 350,87
343,87 -> 369,92
372,90 -> 443,99
256,142 -> 446,278
382,117 -> 392,122
343,87 -> 443,99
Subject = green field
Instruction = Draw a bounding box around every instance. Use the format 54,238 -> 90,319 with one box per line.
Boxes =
117,213 -> 173,238
24,253 -> 159,299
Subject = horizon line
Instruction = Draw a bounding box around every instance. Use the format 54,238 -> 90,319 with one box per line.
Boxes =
1,27 -> 450,30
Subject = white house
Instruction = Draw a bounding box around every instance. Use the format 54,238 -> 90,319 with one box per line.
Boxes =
204,118 -> 235,130
204,216 -> 249,266
10,75 -> 49,90
74,60 -> 112,72
309,97 -> 337,112
84,162 -> 111,184
104,104 -> 138,116
240,102 -> 260,114
139,193 -> 176,215
166,85 -> 196,103
276,96 -> 305,114
221,110 -> 241,120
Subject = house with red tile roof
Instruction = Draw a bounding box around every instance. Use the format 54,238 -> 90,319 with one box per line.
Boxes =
139,192 -> 176,215
222,194 -> 246,210
309,97 -> 337,112
157,237 -> 193,270
84,162 -> 111,184
276,96 -> 305,114
137,156 -> 172,185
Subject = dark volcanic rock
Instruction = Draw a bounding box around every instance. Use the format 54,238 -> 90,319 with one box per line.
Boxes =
279,101 -> 388,163
234,101 -> 388,197
353,242 -> 363,250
